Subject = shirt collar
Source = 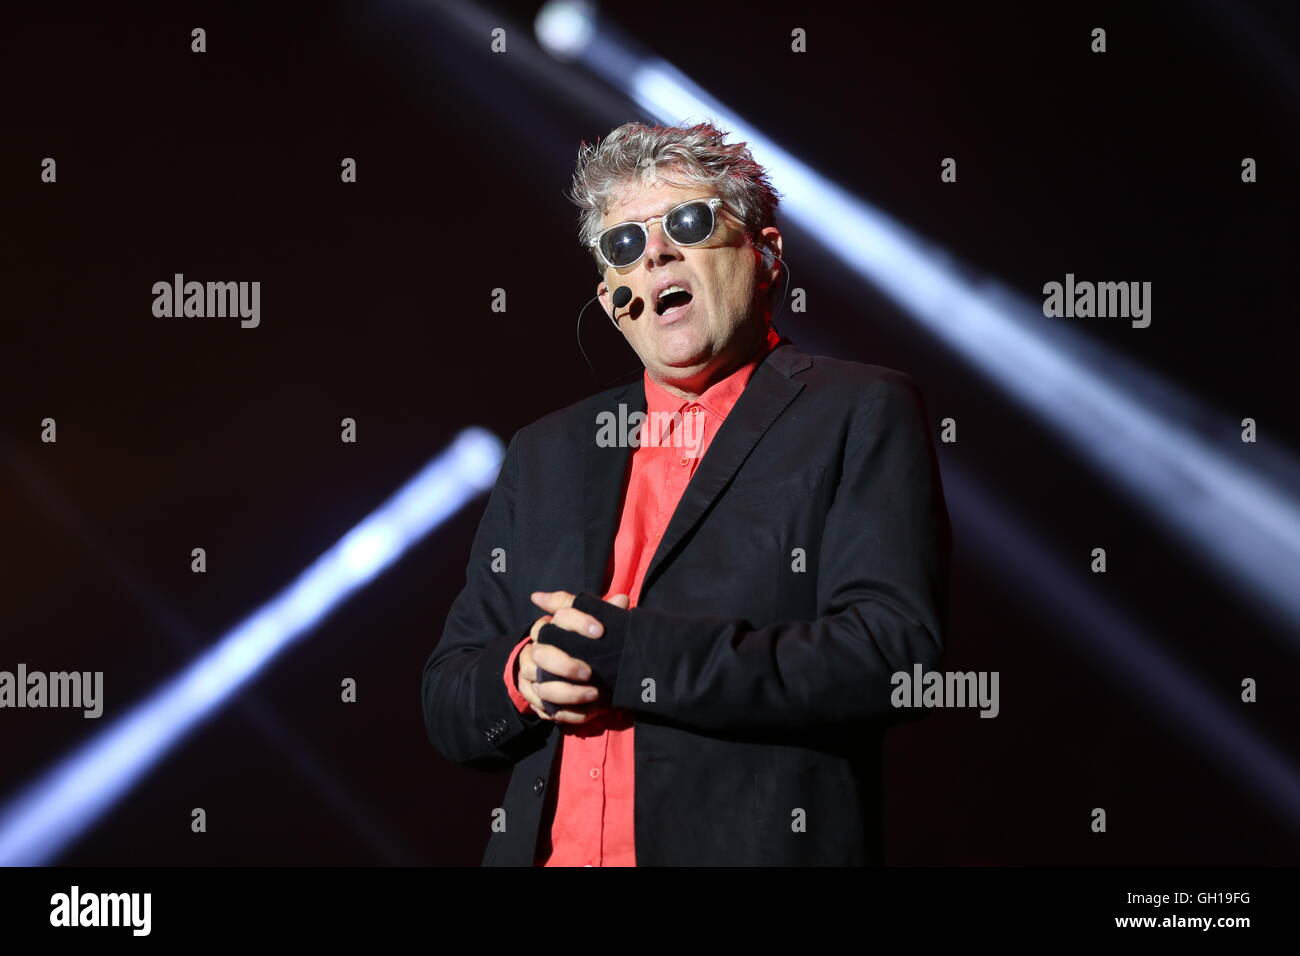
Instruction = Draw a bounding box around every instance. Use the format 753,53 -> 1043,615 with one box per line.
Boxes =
643,324 -> 783,422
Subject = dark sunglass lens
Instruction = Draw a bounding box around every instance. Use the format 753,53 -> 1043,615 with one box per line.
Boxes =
602,225 -> 645,267
666,201 -> 714,244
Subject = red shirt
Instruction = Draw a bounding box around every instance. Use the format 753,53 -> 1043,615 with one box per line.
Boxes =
503,325 -> 782,866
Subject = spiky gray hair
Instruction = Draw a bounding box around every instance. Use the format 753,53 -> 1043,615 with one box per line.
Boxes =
568,120 -> 782,276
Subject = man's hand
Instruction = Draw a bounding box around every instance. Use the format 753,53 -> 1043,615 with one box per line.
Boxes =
514,591 -> 630,724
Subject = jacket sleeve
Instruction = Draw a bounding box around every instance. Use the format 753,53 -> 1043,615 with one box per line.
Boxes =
538,373 -> 951,735
421,431 -> 549,769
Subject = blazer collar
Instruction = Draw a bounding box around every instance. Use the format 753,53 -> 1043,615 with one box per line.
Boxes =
581,337 -> 811,600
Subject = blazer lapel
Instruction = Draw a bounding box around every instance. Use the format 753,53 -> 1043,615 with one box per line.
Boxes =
580,342 -> 810,601
638,343 -> 807,598
582,377 -> 643,593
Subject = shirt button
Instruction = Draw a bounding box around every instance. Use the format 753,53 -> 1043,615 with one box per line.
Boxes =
589,768 -> 600,779
679,457 -> 689,466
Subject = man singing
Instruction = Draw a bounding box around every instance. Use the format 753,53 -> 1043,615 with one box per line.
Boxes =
421,120 -> 951,866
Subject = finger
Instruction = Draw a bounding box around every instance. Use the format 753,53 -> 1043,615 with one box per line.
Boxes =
522,672 -> 599,723
532,643 -> 592,682
535,680 -> 601,706
517,671 -> 553,721
551,702 -> 609,725
530,590 -> 575,613
528,613 -> 553,643
518,643 -> 538,684
549,606 -> 603,638
526,694 -> 555,722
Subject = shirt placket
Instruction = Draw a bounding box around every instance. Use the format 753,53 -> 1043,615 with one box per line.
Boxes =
667,402 -> 699,469
680,404 -> 705,474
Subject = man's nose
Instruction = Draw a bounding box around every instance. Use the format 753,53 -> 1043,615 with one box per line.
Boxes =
642,220 -> 680,265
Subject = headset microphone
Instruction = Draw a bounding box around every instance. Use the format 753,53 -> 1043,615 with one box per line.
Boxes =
576,286 -> 638,388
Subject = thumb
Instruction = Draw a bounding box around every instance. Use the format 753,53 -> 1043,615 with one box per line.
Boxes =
609,593 -> 630,609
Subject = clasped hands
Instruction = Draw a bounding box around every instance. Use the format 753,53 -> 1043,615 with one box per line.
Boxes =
514,590 -> 629,725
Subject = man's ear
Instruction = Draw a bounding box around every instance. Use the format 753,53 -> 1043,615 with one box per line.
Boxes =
756,225 -> 784,293
758,226 -> 782,270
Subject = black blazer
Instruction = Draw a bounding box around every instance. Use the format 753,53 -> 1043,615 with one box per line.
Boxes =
421,339 -> 951,865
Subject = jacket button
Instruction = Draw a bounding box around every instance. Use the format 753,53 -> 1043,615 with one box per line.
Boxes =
533,776 -> 545,795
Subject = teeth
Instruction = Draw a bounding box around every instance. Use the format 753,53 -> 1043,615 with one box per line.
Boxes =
657,285 -> 688,302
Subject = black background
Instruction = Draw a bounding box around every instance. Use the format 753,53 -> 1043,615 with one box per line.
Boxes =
2,0 -> 1298,865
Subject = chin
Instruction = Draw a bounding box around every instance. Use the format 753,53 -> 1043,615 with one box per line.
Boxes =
655,347 -> 711,371
655,331 -> 712,364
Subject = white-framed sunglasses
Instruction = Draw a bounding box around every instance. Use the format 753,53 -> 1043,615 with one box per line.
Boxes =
589,196 -> 728,270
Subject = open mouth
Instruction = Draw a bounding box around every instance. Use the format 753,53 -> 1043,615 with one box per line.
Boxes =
655,289 -> 694,316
